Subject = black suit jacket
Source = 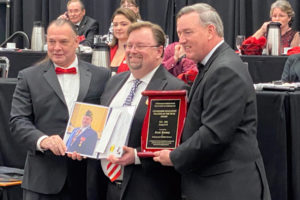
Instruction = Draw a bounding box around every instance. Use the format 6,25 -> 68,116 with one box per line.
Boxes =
87,66 -> 189,200
78,16 -> 99,47
170,43 -> 271,200
10,59 -> 110,195
281,53 -> 300,82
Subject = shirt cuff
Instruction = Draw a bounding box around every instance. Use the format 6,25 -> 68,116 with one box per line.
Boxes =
134,149 -> 141,165
36,135 -> 49,152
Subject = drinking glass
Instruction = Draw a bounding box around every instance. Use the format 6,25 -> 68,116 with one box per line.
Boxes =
236,35 -> 245,54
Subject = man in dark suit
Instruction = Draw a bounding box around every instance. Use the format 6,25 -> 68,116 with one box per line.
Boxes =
154,3 -> 271,200
9,19 -> 110,200
59,0 -> 99,47
67,110 -> 98,156
87,21 -> 189,200
281,53 -> 300,82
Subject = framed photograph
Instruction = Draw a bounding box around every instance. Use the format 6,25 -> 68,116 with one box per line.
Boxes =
63,102 -> 136,159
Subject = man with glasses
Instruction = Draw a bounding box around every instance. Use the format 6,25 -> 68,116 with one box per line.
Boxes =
59,0 -> 99,47
87,21 -> 189,200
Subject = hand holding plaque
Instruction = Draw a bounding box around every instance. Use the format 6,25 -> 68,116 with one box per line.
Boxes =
138,90 -> 187,157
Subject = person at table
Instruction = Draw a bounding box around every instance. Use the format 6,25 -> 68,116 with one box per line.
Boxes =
162,41 -> 198,77
153,3 -> 271,200
252,0 -> 300,48
58,0 -> 99,47
9,19 -> 110,200
106,0 -> 142,44
87,21 -> 189,200
281,53 -> 300,82
109,8 -> 138,74
120,0 -> 141,19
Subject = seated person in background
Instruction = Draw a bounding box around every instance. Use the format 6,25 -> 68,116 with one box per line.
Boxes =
281,53 -> 300,82
109,8 -> 138,74
106,0 -> 142,44
162,42 -> 198,77
58,0 -> 99,47
252,0 -> 299,48
121,0 -> 141,19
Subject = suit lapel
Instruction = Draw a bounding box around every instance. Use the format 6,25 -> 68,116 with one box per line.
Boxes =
102,72 -> 130,106
134,66 -> 168,121
78,16 -> 87,35
189,43 -> 229,100
77,61 -> 92,102
43,61 -> 67,105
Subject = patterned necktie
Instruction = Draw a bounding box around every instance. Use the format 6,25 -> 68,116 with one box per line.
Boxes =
123,79 -> 142,106
106,79 -> 142,182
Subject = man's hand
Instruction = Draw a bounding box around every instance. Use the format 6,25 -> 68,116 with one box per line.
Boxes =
153,150 -> 174,166
40,135 -> 66,156
67,151 -> 85,161
174,44 -> 186,63
58,12 -> 69,20
107,146 -> 135,166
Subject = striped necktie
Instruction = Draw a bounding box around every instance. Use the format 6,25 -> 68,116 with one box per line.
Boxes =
106,79 -> 142,182
123,79 -> 142,106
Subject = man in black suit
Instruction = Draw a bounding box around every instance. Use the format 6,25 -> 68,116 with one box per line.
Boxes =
281,53 -> 300,82
59,0 -> 99,47
87,21 -> 189,200
154,3 -> 271,200
10,19 -> 110,200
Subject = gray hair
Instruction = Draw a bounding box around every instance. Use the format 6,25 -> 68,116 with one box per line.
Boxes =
177,3 -> 224,37
270,0 -> 294,26
47,19 -> 78,36
67,0 -> 85,10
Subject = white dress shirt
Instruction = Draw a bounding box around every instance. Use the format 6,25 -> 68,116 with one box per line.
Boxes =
37,57 -> 80,151
101,66 -> 160,180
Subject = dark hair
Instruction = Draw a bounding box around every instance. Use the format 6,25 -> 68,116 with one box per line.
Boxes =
127,21 -> 165,57
120,0 -> 139,7
110,8 -> 138,47
120,0 -> 141,19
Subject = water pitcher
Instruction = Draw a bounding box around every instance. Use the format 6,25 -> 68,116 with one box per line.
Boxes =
31,21 -> 45,51
92,36 -> 110,68
266,22 -> 281,56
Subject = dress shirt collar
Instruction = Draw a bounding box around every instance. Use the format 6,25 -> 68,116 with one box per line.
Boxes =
201,40 -> 224,65
127,65 -> 160,85
75,21 -> 81,26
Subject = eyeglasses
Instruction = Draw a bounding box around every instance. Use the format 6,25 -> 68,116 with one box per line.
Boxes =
124,44 -> 159,51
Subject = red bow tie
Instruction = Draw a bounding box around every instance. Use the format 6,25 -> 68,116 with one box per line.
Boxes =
55,67 -> 77,74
